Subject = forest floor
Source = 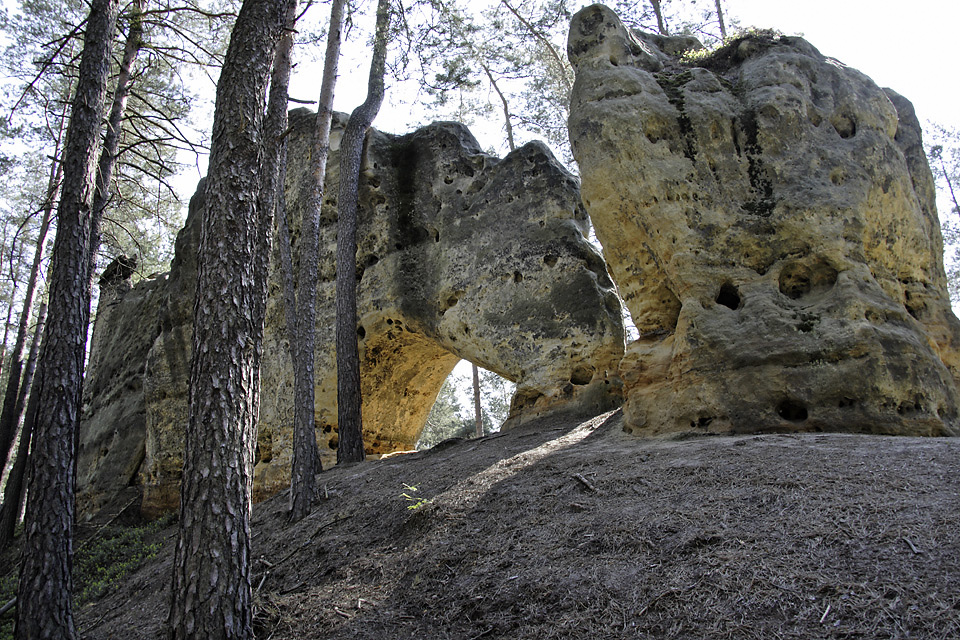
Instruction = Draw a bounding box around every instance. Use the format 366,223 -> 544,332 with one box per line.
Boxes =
64,410 -> 960,638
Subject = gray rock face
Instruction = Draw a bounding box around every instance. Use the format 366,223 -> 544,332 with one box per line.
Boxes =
568,4 -> 960,437
78,114 -> 625,518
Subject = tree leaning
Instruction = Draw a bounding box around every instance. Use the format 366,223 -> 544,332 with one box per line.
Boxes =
166,0 -> 286,637
335,0 -> 393,464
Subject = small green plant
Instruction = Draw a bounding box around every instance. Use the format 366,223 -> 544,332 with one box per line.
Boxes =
400,484 -> 433,510
0,572 -> 16,640
74,515 -> 172,605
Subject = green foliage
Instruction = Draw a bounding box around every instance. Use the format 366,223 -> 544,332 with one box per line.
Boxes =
418,375 -> 473,449
73,519 -> 168,605
417,365 -> 517,449
0,571 -> 15,640
400,483 -> 433,510
0,516 -> 170,639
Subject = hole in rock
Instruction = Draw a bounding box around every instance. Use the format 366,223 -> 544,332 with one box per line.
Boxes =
417,361 -> 517,449
830,113 -> 856,139
570,365 -> 594,386
777,400 -> 808,422
543,254 -> 558,267
716,283 -> 741,310
513,271 -> 523,283
691,416 -> 714,429
778,259 -> 838,301
357,325 -> 366,339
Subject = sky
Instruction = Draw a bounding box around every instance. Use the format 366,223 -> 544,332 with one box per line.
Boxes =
284,0 -> 960,381
281,0 -> 960,157
724,0 -> 960,131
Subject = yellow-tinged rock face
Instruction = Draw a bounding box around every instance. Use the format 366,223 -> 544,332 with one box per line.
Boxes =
569,4 -> 960,436
79,113 -> 626,518
256,112 -> 626,489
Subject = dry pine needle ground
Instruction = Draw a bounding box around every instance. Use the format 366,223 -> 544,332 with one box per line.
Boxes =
79,410 -> 960,639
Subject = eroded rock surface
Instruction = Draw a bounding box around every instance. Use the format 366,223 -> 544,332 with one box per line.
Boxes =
79,114 -> 625,518
568,4 -> 960,437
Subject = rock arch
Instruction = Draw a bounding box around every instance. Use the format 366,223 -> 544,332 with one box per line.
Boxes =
78,111 -> 626,518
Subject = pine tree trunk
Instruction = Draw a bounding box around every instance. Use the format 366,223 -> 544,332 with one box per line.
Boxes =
481,63 -> 515,153
288,0 -> 346,519
0,302 -> 46,551
15,0 -> 120,636
335,0 -> 391,465
650,0 -> 668,35
86,0 -> 144,300
166,0 -> 285,637
714,0 -> 727,38
0,100 -> 66,476
0,191 -> 54,474
472,364 -> 483,437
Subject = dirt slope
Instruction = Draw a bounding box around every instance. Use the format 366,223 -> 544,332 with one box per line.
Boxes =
79,410 -> 960,639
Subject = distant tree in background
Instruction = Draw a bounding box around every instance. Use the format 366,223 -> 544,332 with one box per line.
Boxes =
418,367 -> 516,449
418,377 -> 472,448
408,0 -> 729,165
927,124 -> 960,302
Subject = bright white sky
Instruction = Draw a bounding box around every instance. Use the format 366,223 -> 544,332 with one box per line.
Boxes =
724,0 -> 959,130
290,0 -> 960,154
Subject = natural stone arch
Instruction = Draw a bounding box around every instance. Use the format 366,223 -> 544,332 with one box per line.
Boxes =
254,111 -> 626,497
78,112 -> 626,518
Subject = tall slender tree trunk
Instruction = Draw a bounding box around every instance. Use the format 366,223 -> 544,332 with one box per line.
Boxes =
286,0 -> 346,520
255,0 -> 296,335
481,62 -> 515,153
0,208 -> 52,473
472,364 -> 483,437
167,0 -> 285,637
335,0 -> 391,465
0,301 -> 46,551
650,0 -> 668,35
15,0 -> 120,636
0,127 -> 63,475
87,0 -> 145,301
714,0 -> 727,38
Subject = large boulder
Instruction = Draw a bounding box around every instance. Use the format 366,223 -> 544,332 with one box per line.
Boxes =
568,4 -> 960,437
78,113 -> 625,519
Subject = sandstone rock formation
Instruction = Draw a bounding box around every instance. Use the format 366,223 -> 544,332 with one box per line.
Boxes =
78,112 -> 625,518
568,4 -> 960,437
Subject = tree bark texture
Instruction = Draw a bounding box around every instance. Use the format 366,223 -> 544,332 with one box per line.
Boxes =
335,0 -> 391,465
0,184 -> 54,474
87,0 -> 145,302
15,0 -> 120,637
287,0 -> 346,518
0,302 -> 46,551
166,0 -> 285,637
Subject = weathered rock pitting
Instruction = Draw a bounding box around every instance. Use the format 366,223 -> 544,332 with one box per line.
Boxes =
568,4 -> 960,437
78,113 -> 625,518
